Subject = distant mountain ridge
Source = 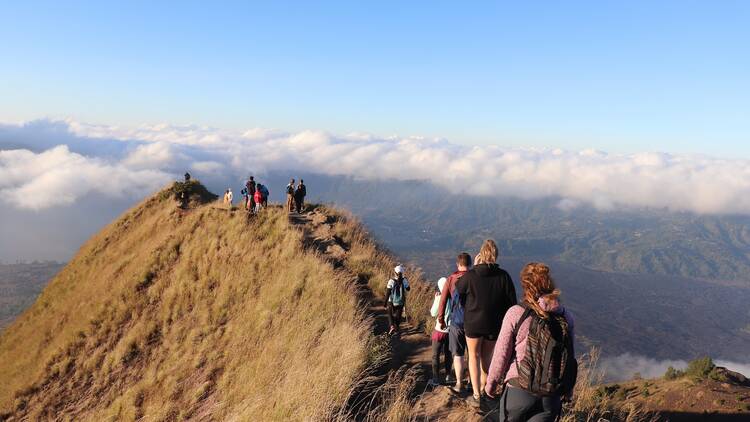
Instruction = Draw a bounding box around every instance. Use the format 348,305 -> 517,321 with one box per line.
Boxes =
280,174 -> 750,284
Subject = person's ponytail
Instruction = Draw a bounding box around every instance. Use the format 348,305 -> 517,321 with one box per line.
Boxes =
520,262 -> 560,319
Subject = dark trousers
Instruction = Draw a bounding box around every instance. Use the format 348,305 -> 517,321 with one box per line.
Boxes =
294,195 -> 305,212
387,302 -> 403,329
497,386 -> 561,422
431,335 -> 452,381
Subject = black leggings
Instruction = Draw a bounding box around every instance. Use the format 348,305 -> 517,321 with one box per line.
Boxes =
431,336 -> 452,381
387,303 -> 403,329
497,386 -> 561,422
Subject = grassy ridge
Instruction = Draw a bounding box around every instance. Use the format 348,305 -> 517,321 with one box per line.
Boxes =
0,183 -> 373,420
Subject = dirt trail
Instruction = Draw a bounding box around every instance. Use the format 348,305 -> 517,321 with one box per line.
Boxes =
288,208 -> 485,420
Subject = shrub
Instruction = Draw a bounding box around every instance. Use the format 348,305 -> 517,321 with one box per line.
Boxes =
664,366 -> 684,380
686,356 -> 715,379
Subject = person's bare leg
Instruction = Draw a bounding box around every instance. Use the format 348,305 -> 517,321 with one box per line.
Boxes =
466,336 -> 483,398
480,339 -> 497,393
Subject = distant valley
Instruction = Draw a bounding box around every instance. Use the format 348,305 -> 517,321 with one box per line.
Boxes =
0,262 -> 63,330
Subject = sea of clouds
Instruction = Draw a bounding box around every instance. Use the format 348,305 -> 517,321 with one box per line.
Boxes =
2,118 -> 750,214
600,354 -> 750,381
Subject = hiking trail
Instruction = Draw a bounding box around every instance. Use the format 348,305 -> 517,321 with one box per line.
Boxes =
288,208 -> 485,421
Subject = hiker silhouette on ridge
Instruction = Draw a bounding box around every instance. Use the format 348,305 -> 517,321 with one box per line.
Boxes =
294,179 -> 307,213
286,178 -> 296,213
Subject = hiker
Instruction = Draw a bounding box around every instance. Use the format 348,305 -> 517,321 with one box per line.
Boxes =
246,176 -> 256,211
456,239 -> 517,408
253,187 -> 263,213
294,179 -> 307,213
258,183 -> 269,207
485,263 -> 576,422
386,265 -> 411,335
184,172 -> 191,182
286,178 -> 296,212
428,277 -> 453,387
241,187 -> 249,208
437,252 -> 472,394
226,189 -> 234,206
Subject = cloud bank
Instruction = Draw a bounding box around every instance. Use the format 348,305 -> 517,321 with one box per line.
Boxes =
2,118 -> 750,214
600,354 -> 750,382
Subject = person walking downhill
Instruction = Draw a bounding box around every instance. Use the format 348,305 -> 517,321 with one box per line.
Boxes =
456,239 -> 517,409
294,179 -> 307,213
386,265 -> 410,335
437,252 -> 472,394
485,263 -> 577,422
286,178 -> 296,212
428,277 -> 453,388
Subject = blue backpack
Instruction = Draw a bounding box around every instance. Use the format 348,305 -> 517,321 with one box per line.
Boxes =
449,285 -> 464,327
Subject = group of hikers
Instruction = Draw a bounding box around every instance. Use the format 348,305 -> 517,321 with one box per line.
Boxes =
387,239 -> 576,421
285,178 -> 307,213
219,176 -> 307,214
222,176 -> 270,213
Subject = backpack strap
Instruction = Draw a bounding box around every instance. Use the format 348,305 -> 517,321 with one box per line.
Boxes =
502,306 -> 533,421
510,306 -> 533,376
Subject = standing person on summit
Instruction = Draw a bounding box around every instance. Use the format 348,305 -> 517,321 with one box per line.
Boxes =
246,176 -> 256,211
485,263 -> 576,422
286,178 -> 296,212
386,265 -> 411,335
226,188 -> 233,207
456,239 -> 517,408
257,183 -> 269,207
253,187 -> 263,213
437,252 -> 472,394
294,179 -> 307,213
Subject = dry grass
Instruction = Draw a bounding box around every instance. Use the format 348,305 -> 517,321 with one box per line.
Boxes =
320,205 -> 435,335
561,348 -> 660,422
0,182 -> 375,421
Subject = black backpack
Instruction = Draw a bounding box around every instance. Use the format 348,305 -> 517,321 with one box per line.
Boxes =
511,306 -> 577,396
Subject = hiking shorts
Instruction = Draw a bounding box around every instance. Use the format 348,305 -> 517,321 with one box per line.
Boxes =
448,324 -> 467,357
465,331 -> 500,341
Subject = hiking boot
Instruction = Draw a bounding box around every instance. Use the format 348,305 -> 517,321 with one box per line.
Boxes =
466,394 -> 481,409
426,378 -> 440,389
448,383 -> 463,395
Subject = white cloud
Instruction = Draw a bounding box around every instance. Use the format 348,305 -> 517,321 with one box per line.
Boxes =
0,145 -> 170,210
2,118 -> 750,215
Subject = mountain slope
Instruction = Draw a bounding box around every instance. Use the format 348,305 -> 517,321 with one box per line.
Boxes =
0,182 -> 376,420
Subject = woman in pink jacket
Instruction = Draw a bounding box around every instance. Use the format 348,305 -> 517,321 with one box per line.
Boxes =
484,263 -> 576,422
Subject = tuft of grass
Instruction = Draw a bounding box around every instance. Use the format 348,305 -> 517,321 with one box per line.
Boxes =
560,348 -> 660,422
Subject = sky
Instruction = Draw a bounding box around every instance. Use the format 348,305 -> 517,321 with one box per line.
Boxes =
1,1 -> 749,156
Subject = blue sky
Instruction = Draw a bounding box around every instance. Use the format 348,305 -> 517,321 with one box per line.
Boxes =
1,1 -> 748,156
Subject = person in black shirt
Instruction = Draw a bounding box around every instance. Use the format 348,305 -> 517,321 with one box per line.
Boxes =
294,179 -> 307,213
456,239 -> 517,407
